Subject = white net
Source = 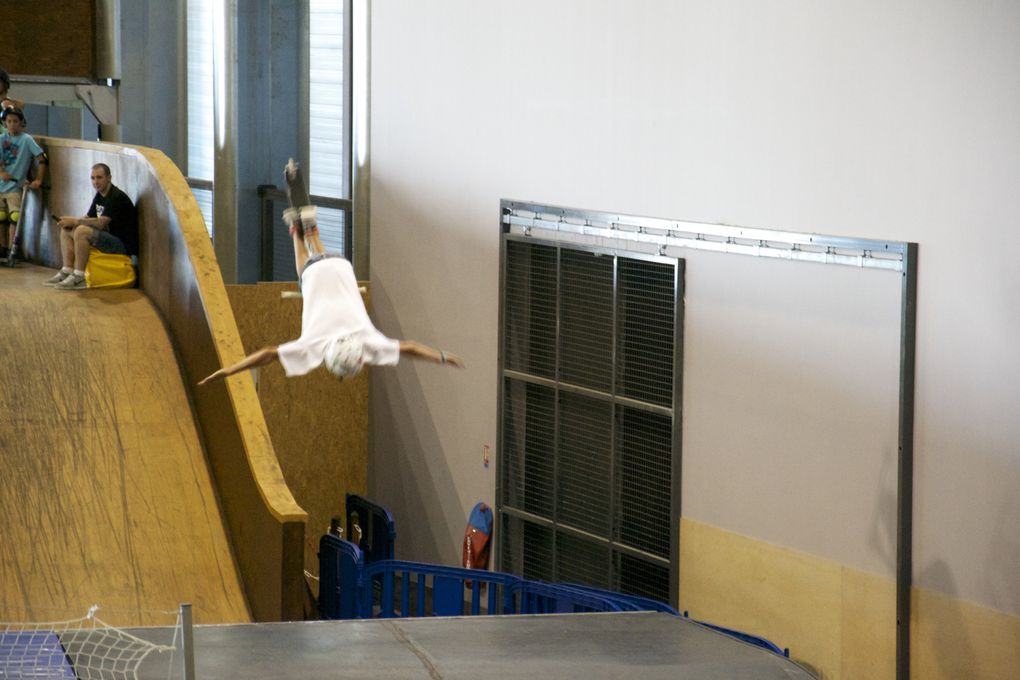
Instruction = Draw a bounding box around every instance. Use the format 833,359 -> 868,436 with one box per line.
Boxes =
0,605 -> 180,680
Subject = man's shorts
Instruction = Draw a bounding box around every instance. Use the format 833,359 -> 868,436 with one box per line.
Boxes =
91,229 -> 128,255
300,251 -> 341,276
299,252 -> 341,290
0,191 -> 21,216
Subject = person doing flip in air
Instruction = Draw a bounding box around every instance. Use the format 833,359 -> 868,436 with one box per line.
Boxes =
199,205 -> 464,386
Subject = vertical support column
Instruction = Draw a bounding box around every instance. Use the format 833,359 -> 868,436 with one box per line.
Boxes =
494,210 -> 509,572
896,242 -> 918,680
95,0 -> 122,142
670,258 -> 685,609
180,602 -> 196,680
177,0 -> 189,170
342,0 -> 354,259
350,0 -> 371,278
212,0 -> 239,283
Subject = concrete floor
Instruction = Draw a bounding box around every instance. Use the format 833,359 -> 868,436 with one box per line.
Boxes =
128,612 -> 816,679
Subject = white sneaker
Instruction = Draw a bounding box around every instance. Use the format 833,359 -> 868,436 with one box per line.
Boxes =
55,273 -> 87,290
299,205 -> 318,232
44,271 -> 71,287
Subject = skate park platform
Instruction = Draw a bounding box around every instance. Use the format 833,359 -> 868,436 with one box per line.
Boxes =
128,612 -> 815,679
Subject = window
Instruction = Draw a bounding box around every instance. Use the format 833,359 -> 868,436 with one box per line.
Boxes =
185,2 -> 352,263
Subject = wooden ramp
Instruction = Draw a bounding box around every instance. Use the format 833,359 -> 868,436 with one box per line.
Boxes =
0,264 -> 251,627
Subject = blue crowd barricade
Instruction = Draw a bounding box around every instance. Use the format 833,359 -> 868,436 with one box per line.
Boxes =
682,612 -> 789,657
345,493 -> 397,563
559,584 -> 680,615
509,580 -> 627,614
318,520 -> 683,625
318,534 -> 365,619
363,560 -> 521,618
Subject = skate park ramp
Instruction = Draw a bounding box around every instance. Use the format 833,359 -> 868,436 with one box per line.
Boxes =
0,137 -> 307,626
0,265 -> 249,626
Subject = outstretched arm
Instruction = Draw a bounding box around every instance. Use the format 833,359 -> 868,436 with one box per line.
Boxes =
198,346 -> 280,385
399,340 -> 465,368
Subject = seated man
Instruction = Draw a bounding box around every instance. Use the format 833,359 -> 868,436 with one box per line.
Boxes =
45,163 -> 138,290
199,208 -> 464,386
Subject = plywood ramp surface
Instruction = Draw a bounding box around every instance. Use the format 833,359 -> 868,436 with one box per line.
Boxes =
0,265 -> 251,627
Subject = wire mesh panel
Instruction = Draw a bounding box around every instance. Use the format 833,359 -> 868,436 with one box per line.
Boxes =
616,552 -> 672,601
504,241 -> 557,378
502,378 -> 555,518
556,532 -> 611,590
617,258 -> 675,407
614,406 -> 672,559
559,249 -> 614,390
500,514 -> 555,583
557,392 -> 612,536
500,233 -> 681,606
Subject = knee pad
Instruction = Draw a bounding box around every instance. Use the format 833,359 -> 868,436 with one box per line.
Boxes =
8,210 -> 18,224
0,211 -> 8,223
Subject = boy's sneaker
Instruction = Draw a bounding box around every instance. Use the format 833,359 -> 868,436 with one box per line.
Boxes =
299,205 -> 318,233
44,271 -> 71,286
283,207 -> 304,238
55,273 -> 87,290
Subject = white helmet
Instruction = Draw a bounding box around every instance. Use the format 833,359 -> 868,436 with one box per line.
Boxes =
323,334 -> 365,380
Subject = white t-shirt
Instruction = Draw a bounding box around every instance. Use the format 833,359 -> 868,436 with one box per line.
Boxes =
277,257 -> 400,376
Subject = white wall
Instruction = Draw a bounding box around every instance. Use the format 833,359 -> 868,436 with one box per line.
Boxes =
367,0 -> 1020,616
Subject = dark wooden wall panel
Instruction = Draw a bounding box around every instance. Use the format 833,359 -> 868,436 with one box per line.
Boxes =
7,1 -> 95,78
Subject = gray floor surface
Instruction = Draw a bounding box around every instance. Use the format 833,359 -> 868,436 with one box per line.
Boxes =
127,611 -> 816,679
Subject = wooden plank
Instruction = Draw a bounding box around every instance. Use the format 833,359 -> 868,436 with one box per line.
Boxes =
0,264 -> 251,627
227,282 -> 369,597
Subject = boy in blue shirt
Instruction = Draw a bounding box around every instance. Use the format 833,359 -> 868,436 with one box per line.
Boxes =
0,107 -> 45,260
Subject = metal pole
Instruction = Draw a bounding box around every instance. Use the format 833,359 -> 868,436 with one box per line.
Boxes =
670,258 -> 685,609
895,242 -> 918,680
212,0 -> 238,282
180,603 -> 196,680
177,0 -> 189,171
350,0 -> 371,278
95,0 -> 121,142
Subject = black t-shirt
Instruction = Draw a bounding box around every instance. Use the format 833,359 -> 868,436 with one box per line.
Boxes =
87,184 -> 139,257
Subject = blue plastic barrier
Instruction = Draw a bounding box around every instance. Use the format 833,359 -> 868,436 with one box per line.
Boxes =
559,583 -> 680,615
363,560 -> 521,618
345,494 -> 396,563
508,580 -> 627,614
319,536 -> 672,621
683,611 -> 789,657
318,534 -> 365,619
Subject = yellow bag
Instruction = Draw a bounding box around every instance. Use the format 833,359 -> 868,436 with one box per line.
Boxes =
84,247 -> 137,289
